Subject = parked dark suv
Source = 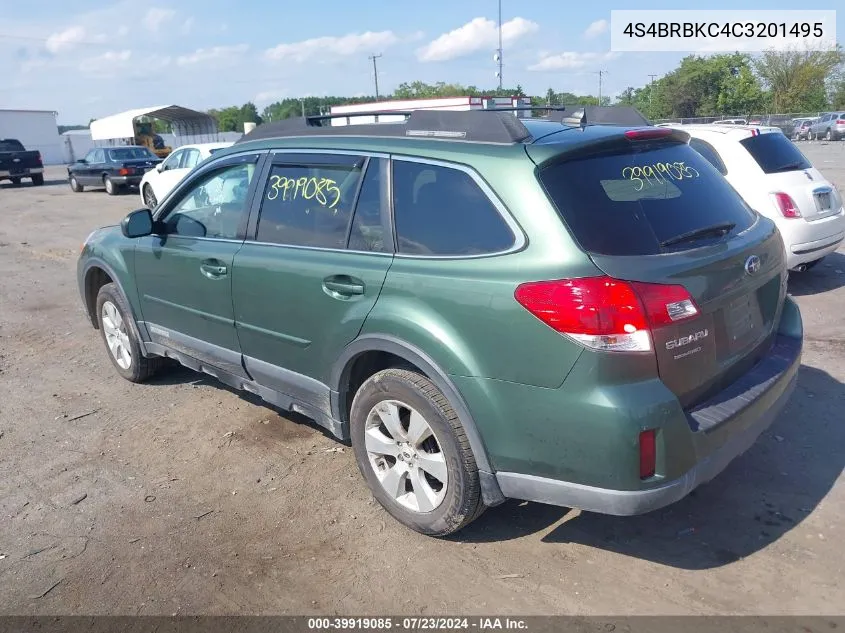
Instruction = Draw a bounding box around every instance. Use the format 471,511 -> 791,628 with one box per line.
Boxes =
77,109 -> 802,536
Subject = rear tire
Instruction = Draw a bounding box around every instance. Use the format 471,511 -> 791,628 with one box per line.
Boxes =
10,177 -> 21,186
143,184 -> 158,209
350,368 -> 485,537
826,129 -> 832,141
104,176 -> 119,195
95,283 -> 163,383
31,173 -> 44,186
69,175 -> 83,192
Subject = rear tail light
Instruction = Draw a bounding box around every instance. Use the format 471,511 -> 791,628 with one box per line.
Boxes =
513,276 -> 699,353
35,151 -> 42,166
773,192 -> 801,218
118,167 -> 132,176
836,119 -> 845,125
639,429 -> 656,479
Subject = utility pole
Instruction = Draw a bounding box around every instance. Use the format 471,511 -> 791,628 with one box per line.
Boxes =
300,98 -> 305,118
369,54 -> 382,99
648,74 -> 658,109
496,0 -> 503,91
596,69 -> 607,105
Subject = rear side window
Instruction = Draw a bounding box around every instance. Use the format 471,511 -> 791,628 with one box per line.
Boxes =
539,142 -> 756,256
689,138 -> 727,175
256,159 -> 364,248
739,133 -> 811,173
392,161 -> 514,256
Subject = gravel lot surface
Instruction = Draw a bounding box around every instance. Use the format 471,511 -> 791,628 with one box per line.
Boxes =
1,143 -> 844,615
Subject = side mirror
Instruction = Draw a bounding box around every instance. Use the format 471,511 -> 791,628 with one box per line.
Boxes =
156,162 -> 165,172
121,208 -> 154,238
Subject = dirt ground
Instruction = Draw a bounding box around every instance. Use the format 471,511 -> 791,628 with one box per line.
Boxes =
1,144 -> 844,616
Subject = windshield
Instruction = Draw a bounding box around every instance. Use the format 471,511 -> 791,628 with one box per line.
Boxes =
109,147 -> 155,161
538,141 -> 757,256
739,133 -> 811,174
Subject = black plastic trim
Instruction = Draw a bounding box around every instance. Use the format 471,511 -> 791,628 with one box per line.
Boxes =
687,334 -> 802,432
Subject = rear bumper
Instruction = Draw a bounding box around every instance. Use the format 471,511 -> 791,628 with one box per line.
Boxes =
780,210 -> 845,268
0,167 -> 43,178
110,175 -> 143,186
497,338 -> 799,514
491,298 -> 803,516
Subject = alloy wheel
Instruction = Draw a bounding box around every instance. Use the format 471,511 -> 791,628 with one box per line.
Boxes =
143,185 -> 157,209
101,300 -> 132,370
364,399 -> 448,513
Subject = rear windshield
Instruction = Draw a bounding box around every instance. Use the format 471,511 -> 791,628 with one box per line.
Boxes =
739,133 -> 811,174
538,142 -> 757,256
0,140 -> 25,152
108,147 -> 154,161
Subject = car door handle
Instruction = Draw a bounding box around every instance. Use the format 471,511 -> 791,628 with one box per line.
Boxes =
323,276 -> 365,296
200,260 -> 228,279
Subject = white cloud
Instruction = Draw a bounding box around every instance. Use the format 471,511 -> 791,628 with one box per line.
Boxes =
45,26 -> 87,53
254,89 -> 287,106
117,25 -> 128,37
265,31 -> 399,63
177,44 -> 248,66
583,19 -> 609,39
78,49 -> 132,74
417,17 -> 538,62
528,51 -> 618,71
181,17 -> 195,34
143,8 -> 175,33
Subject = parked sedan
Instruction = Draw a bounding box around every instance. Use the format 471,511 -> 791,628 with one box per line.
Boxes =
809,112 -> 845,141
670,123 -> 845,271
68,146 -> 161,195
139,142 -> 233,209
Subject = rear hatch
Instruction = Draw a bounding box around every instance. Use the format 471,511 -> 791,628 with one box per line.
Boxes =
530,129 -> 787,409
739,131 -> 842,220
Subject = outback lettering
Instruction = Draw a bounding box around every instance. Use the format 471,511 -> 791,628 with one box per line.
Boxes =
666,329 -> 709,350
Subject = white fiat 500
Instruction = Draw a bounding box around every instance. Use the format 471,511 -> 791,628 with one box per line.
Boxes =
139,141 -> 233,209
670,124 -> 845,271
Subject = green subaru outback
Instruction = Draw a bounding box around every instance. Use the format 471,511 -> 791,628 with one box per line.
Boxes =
77,109 -> 802,536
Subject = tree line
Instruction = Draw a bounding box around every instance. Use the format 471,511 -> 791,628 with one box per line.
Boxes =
202,48 -> 844,132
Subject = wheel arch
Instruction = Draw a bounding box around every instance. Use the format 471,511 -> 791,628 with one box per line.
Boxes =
80,258 -> 149,356
331,334 -> 496,478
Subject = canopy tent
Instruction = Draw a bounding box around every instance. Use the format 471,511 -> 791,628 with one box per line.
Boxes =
89,105 -> 218,144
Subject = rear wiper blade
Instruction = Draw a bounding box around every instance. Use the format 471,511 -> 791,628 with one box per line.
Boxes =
771,160 -> 805,172
660,222 -> 736,248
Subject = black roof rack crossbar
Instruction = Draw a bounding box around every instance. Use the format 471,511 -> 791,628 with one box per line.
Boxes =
236,109 -> 534,145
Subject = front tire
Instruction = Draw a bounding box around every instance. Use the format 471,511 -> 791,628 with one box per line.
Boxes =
96,283 -> 162,383
31,173 -> 44,186
69,175 -> 83,192
350,368 -> 485,536
10,177 -> 21,186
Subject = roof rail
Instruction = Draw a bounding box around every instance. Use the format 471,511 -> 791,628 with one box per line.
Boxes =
236,109 -> 534,145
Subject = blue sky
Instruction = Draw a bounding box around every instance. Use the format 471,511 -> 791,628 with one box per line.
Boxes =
2,0 -> 842,124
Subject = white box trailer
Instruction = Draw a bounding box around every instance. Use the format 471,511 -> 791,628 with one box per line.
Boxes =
0,109 -> 63,165
329,96 -> 533,126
